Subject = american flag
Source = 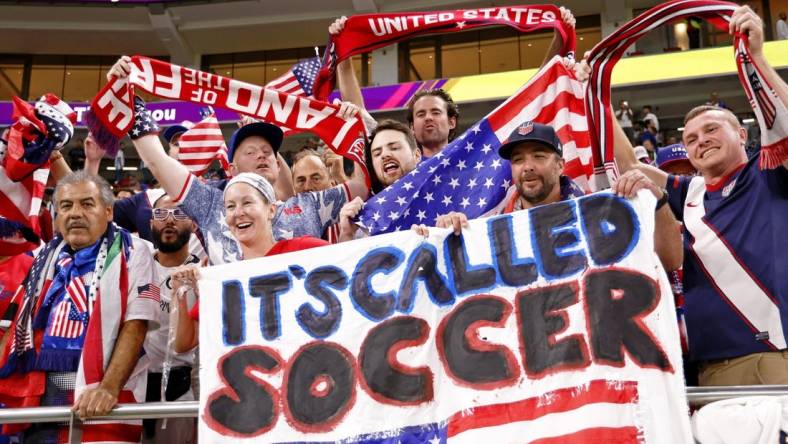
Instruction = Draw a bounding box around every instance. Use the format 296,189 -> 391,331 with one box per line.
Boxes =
65,275 -> 88,313
137,283 -> 161,303
741,50 -> 777,129
1,94 -> 75,256
266,57 -> 322,97
177,108 -> 230,176
279,380 -> 639,443
357,58 -> 592,235
50,299 -> 86,338
11,238 -> 59,356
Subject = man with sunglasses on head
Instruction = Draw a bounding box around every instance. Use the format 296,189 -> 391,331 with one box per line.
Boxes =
142,193 -> 200,444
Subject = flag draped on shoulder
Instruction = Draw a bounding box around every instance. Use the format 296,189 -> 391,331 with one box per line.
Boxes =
0,225 -> 153,443
313,4 -> 576,100
357,57 -> 592,235
0,94 -> 75,256
585,0 -> 788,180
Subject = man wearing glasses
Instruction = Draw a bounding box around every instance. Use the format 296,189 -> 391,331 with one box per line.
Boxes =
141,194 -> 200,444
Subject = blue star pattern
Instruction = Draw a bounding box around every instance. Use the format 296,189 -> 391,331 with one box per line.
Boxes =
17,97 -> 75,164
292,57 -> 322,97
130,96 -> 160,139
277,420 -> 447,444
358,119 -> 512,235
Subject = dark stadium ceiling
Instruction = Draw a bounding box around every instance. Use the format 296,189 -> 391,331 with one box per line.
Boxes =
0,0 -> 708,63
0,0 -> 303,4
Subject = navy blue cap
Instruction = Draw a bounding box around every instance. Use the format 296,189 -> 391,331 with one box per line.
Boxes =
656,144 -> 690,169
228,122 -> 284,162
162,124 -> 188,144
498,122 -> 562,159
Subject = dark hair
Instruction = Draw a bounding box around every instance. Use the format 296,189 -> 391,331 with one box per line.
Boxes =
365,119 -> 418,194
406,89 -> 459,141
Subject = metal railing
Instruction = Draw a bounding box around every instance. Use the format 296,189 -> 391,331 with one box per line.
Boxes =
0,385 -> 787,425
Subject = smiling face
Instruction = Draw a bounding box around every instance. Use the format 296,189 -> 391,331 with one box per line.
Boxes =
55,181 -> 113,251
682,109 -> 747,182
509,142 -> 564,207
229,135 -> 280,185
370,129 -> 421,188
224,182 -> 275,247
410,95 -> 456,149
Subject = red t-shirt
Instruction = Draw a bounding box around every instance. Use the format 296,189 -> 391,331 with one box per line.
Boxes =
189,236 -> 329,321
0,254 -> 34,320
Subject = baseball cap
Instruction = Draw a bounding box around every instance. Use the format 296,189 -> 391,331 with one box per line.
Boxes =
162,122 -> 192,144
656,144 -> 689,169
498,122 -> 562,160
224,172 -> 276,204
228,122 -> 284,162
633,145 -> 651,162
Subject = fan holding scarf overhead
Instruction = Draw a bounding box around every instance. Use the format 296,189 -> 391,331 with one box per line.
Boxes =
580,1 -> 788,387
313,4 -> 577,102
0,171 -> 160,443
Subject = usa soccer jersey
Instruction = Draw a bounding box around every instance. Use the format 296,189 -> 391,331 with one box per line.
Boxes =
666,155 -> 788,362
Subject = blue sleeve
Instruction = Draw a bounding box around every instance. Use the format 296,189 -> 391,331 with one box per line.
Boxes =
666,174 -> 691,221
763,164 -> 788,197
314,185 -> 349,233
178,177 -> 223,228
113,193 -> 143,233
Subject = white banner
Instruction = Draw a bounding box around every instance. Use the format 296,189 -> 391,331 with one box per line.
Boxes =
198,191 -> 692,443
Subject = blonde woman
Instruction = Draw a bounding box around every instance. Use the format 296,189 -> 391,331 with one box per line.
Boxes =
171,172 -> 328,353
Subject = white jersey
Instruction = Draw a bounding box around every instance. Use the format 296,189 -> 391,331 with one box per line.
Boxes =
143,254 -> 200,372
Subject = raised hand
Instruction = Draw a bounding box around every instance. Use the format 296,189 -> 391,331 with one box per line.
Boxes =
107,55 -> 133,81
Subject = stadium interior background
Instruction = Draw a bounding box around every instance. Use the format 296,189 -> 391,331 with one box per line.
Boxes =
1,0 -> 786,180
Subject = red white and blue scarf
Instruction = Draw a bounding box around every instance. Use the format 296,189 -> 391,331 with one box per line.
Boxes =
585,0 -> 788,188
0,224 -> 148,442
31,237 -> 103,372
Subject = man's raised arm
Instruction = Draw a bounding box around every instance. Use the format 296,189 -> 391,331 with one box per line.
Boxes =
330,16 -> 365,110
106,57 -> 193,199
730,6 -> 788,169
540,7 -> 576,69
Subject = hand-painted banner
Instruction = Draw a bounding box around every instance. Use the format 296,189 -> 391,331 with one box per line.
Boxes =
197,191 -> 692,443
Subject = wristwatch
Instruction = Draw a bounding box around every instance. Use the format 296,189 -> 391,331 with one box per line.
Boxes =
655,188 -> 669,210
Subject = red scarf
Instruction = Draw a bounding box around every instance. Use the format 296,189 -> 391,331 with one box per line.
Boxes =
313,4 -> 576,100
585,0 -> 788,187
87,56 -> 370,186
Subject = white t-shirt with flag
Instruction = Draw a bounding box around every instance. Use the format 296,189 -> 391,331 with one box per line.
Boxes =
143,254 -> 200,373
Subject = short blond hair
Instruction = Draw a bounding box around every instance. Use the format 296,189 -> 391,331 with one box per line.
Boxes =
683,105 -> 740,129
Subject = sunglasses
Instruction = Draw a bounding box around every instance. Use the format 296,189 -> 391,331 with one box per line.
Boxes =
152,208 -> 190,221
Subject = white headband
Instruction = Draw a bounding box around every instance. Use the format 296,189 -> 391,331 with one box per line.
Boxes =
224,173 -> 276,204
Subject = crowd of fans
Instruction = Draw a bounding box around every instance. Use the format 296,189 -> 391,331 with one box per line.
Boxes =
0,4 -> 785,443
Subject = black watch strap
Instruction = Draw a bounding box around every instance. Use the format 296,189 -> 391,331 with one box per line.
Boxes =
655,188 -> 669,210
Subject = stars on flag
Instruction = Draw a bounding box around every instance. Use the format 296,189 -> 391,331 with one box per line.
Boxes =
357,118 -> 512,235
